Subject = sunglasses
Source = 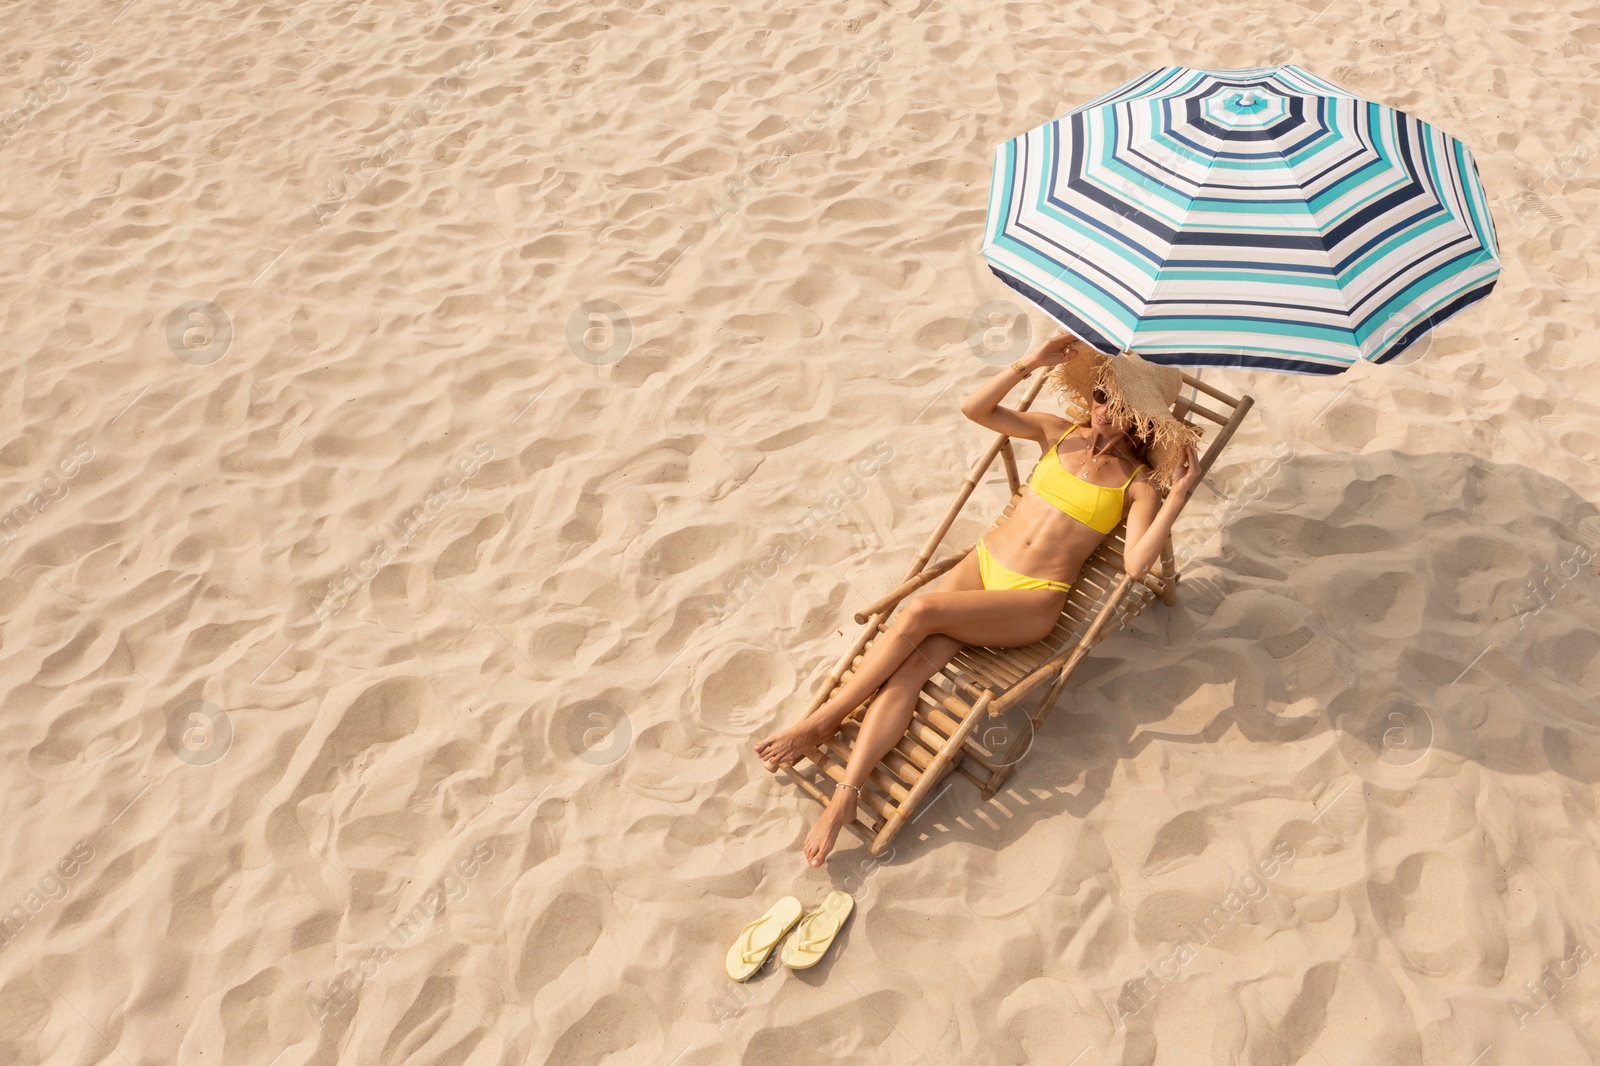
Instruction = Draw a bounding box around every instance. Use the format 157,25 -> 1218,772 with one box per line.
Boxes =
1091,386 -> 1108,405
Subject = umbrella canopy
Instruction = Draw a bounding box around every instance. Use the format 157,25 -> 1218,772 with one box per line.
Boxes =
981,65 -> 1501,374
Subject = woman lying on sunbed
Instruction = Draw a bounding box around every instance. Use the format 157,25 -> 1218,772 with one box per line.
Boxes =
755,332 -> 1205,866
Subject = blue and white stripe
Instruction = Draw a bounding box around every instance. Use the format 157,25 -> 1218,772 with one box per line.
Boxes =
982,65 -> 1501,374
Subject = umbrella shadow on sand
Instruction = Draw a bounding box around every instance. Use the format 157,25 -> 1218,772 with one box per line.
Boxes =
861,447 -> 1600,863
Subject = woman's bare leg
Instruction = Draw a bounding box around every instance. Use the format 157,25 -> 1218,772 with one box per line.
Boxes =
756,561 -> 1066,770
755,551 -> 984,770
797,587 -> 1059,864
752,616 -> 930,768
793,585 -> 1068,865
802,632 -> 961,866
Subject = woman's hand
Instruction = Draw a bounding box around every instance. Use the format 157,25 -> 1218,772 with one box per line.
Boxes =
1124,441 -> 1200,578
1169,442 -> 1203,498
1030,333 -> 1082,369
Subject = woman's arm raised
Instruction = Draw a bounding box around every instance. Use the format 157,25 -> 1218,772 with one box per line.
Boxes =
1122,442 -> 1203,579
959,333 -> 1083,446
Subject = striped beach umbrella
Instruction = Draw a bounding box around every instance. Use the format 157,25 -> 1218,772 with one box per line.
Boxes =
981,65 -> 1501,374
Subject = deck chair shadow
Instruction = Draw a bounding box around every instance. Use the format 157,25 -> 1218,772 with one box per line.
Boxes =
771,371 -> 1254,857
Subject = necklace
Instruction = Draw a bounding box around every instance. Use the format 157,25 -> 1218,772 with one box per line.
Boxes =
1076,432 -> 1116,478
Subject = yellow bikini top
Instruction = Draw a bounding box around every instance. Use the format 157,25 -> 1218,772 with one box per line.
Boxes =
1027,425 -> 1143,535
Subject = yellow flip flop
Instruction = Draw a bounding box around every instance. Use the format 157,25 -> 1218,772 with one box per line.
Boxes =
725,895 -> 804,981
779,890 -> 854,970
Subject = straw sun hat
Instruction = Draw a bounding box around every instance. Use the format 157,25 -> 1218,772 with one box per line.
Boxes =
1041,335 -> 1202,493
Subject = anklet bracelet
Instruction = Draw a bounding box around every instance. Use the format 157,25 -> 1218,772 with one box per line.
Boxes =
835,782 -> 861,797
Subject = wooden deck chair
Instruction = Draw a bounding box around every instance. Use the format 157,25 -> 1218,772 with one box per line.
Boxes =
773,371 -> 1254,857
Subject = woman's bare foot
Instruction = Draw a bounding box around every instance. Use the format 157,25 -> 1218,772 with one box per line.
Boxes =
754,713 -> 832,770
802,786 -> 858,867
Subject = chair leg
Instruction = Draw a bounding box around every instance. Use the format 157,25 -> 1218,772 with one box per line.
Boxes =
980,664 -> 1071,798
1160,541 -> 1179,607
1029,663 -> 1072,730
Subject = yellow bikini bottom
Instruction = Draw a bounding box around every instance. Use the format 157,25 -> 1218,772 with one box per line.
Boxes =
976,538 -> 1072,594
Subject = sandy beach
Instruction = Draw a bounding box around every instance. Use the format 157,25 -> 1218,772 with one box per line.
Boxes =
1,0 -> 1598,1063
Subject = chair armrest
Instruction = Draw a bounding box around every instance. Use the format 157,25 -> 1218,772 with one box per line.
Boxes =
990,573 -> 1135,715
984,651 -> 1071,717
852,547 -> 972,624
